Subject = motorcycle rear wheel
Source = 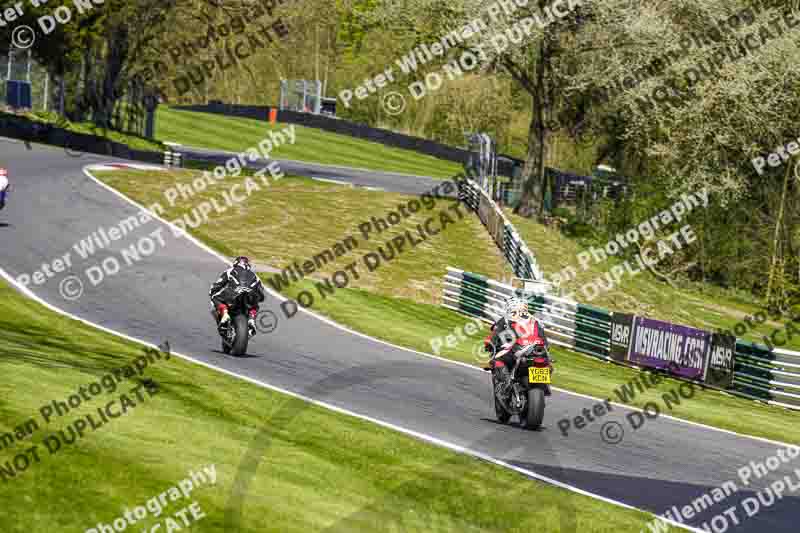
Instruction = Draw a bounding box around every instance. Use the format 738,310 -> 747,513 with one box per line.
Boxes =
521,387 -> 545,430
230,314 -> 250,356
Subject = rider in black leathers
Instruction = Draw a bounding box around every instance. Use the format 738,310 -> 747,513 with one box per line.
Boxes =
210,256 -> 265,336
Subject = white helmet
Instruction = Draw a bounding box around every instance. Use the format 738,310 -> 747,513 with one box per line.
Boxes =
505,297 -> 530,322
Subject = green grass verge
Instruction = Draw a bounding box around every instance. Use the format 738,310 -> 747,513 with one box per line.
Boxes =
0,280 -> 676,532
276,280 -> 800,446
155,106 -> 463,178
93,169 -> 515,303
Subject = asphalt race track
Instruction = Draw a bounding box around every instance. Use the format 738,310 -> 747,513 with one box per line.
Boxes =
176,143 -> 451,196
2,140 -> 798,532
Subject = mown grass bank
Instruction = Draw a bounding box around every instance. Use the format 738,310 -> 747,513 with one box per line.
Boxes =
156,106 -> 463,178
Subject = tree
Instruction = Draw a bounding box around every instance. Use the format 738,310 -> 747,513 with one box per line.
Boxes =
563,0 -> 800,302
368,0 -> 591,217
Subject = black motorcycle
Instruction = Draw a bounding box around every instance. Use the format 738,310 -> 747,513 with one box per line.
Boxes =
215,271 -> 261,356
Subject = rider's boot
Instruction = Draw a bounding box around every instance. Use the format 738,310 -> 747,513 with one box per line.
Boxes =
216,304 -> 230,332
247,308 -> 257,337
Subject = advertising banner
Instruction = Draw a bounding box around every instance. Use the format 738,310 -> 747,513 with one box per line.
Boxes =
628,317 -> 710,380
705,333 -> 736,388
609,312 -> 635,363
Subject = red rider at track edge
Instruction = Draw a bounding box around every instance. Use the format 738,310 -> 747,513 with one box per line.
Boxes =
0,167 -> 8,210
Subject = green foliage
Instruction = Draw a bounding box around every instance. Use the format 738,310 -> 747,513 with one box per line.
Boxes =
336,0 -> 380,55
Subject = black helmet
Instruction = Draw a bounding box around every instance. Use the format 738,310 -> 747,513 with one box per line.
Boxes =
233,256 -> 251,270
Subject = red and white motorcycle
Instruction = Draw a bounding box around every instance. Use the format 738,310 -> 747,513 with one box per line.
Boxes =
0,168 -> 8,211
484,318 -> 553,430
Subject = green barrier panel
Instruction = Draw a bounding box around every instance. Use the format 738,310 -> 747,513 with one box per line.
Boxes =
528,295 -> 547,310
575,303 -> 611,356
733,338 -> 788,387
449,288 -> 492,317
574,315 -> 610,337
456,282 -> 490,300
732,376 -> 800,408
456,285 -> 496,307
734,362 -> 775,382
455,273 -> 491,317
575,331 -> 609,357
736,340 -> 777,362
456,277 -> 491,292
575,322 -> 611,340
577,303 -> 612,322
455,296 -> 494,319
732,382 -> 774,401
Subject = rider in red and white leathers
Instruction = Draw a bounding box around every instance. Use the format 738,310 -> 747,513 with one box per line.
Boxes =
484,297 -> 549,383
0,169 -> 8,210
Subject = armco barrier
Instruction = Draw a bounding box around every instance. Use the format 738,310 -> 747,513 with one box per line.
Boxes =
163,150 -> 183,167
456,178 -> 541,281
733,341 -> 800,408
442,266 -> 800,411
442,267 -> 609,359
0,114 -> 166,165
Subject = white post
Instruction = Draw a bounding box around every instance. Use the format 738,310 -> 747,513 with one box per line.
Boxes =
43,71 -> 48,111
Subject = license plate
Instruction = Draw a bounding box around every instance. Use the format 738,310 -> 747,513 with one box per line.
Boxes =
529,367 -> 551,384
